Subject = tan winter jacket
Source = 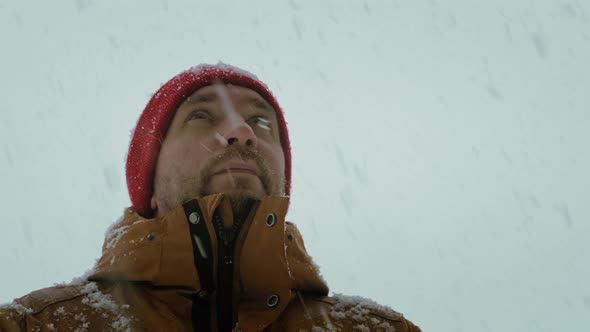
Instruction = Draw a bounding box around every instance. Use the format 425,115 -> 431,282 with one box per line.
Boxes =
0,194 -> 421,331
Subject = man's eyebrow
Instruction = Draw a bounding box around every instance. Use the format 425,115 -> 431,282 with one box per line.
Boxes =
185,93 -> 273,113
186,93 -> 218,104
247,96 -> 273,113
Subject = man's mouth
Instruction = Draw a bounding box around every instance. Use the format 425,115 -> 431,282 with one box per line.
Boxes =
213,161 -> 260,177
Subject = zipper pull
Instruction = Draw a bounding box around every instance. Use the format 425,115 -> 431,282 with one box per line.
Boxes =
219,228 -> 235,265
219,228 -> 235,247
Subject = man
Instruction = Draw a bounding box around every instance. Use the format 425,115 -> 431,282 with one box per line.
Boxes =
0,64 -> 421,331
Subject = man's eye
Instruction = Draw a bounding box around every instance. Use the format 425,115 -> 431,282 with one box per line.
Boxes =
251,116 -> 272,131
188,110 -> 211,121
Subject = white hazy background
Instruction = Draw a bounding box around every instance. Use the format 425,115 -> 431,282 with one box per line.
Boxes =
1,1 -> 589,331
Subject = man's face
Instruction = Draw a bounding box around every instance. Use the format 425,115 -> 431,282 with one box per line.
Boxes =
150,84 -> 285,217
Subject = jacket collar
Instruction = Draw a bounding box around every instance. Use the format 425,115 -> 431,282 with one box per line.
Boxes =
89,194 -> 328,328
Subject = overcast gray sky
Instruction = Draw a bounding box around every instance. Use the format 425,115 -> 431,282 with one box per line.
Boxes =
1,1 -> 589,331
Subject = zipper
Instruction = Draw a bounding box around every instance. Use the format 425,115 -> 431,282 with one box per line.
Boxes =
212,199 -> 255,332
212,211 -> 244,332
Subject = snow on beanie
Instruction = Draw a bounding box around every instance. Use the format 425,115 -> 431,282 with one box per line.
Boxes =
126,63 -> 291,218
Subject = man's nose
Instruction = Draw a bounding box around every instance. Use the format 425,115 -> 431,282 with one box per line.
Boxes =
219,115 -> 258,148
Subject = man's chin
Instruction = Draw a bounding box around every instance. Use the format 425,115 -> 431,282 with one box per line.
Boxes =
203,177 -> 267,199
201,189 -> 264,218
202,188 -> 265,201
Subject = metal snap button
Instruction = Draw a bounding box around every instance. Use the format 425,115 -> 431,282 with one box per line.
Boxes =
265,213 -> 276,227
189,212 -> 200,224
266,294 -> 279,308
146,233 -> 155,241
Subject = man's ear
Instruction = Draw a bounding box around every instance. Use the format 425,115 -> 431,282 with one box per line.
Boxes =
150,195 -> 158,211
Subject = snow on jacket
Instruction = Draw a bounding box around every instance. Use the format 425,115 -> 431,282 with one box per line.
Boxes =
0,194 -> 421,331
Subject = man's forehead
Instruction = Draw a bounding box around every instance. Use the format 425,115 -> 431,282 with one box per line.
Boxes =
185,84 -> 273,109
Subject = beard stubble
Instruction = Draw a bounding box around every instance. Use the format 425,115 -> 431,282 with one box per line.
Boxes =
154,145 -> 283,217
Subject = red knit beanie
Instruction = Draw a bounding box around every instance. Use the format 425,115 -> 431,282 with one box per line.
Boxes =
126,64 -> 291,218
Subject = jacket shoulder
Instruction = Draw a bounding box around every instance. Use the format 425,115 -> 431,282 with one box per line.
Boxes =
322,294 -> 421,331
15,284 -> 84,314
0,282 -> 137,332
272,293 -> 422,332
0,284 -> 83,331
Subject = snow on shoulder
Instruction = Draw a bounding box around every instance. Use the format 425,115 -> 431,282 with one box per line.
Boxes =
78,282 -> 133,332
80,282 -> 119,312
2,302 -> 33,315
329,294 -> 403,332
